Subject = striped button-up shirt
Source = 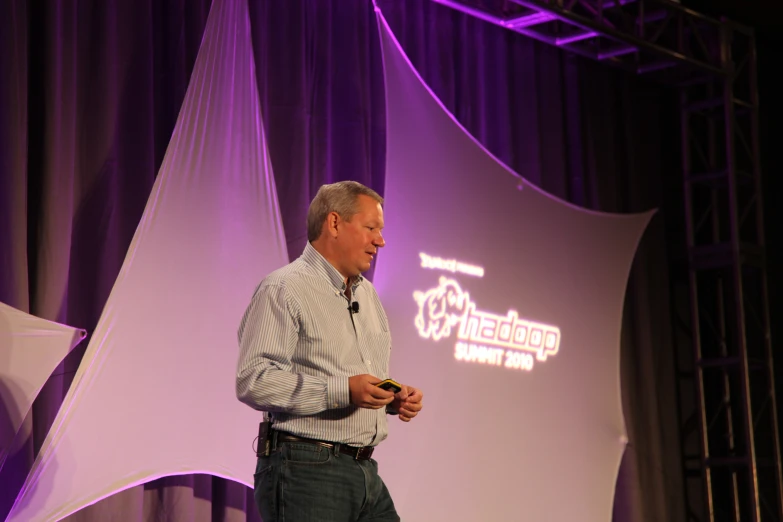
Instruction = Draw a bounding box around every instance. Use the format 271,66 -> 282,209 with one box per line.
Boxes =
236,242 -> 392,446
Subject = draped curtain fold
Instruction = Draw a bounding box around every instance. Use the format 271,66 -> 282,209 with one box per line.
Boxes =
0,0 -> 685,520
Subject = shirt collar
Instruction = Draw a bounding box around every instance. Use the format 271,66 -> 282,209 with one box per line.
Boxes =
301,242 -> 364,292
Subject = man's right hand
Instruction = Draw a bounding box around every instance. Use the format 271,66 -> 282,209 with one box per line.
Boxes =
348,374 -> 395,409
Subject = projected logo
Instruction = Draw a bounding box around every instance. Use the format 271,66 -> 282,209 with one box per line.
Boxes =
413,276 -> 561,372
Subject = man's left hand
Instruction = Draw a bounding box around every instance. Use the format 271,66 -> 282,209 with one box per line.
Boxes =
391,385 -> 423,422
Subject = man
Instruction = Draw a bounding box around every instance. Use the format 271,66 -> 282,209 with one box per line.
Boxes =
236,181 -> 423,521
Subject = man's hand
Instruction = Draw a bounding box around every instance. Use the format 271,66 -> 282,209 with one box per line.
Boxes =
391,384 -> 423,422
349,374 -> 395,409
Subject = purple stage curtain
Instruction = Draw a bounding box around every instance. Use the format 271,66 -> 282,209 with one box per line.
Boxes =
0,0 -> 685,520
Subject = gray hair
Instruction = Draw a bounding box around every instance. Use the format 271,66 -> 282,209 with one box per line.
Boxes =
307,181 -> 383,242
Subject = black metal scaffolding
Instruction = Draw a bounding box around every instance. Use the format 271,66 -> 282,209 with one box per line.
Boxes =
429,1 -> 783,520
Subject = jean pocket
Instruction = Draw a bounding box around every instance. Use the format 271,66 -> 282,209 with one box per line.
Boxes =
282,443 -> 333,466
253,456 -> 279,522
253,454 -> 277,488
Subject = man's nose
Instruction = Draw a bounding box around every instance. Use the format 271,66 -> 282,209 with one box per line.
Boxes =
374,232 -> 385,248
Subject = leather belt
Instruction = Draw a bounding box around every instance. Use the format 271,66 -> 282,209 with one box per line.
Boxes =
274,431 -> 375,460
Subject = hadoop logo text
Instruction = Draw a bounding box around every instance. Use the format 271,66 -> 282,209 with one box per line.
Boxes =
413,277 -> 560,371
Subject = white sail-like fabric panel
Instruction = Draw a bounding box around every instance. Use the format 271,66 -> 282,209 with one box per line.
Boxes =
0,302 -> 86,473
373,10 -> 654,522
7,0 -> 287,520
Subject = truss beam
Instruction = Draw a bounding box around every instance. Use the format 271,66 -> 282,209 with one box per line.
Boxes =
431,0 -> 745,82
678,24 -> 783,520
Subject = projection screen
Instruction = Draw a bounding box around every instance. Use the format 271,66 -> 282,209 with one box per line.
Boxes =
372,11 -> 654,522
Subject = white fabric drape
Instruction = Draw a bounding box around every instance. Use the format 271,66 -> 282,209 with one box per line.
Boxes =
0,302 -> 86,473
372,11 -> 655,521
6,0 -> 287,519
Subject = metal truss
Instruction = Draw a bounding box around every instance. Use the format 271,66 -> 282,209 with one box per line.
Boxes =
678,25 -> 783,522
430,1 -> 783,521
432,0 -> 726,82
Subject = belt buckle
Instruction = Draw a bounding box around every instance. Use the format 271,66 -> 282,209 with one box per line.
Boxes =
355,446 -> 372,460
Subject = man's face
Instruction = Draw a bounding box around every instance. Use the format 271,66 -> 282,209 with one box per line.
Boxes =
335,195 -> 385,279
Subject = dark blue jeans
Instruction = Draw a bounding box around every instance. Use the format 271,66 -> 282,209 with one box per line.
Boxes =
254,441 -> 400,521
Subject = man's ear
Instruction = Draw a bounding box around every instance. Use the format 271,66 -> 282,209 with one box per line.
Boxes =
326,211 -> 341,238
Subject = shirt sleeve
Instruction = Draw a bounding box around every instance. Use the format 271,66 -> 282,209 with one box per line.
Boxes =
235,282 -> 351,415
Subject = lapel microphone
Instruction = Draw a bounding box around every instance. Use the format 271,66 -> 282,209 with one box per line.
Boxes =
350,302 -> 360,314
